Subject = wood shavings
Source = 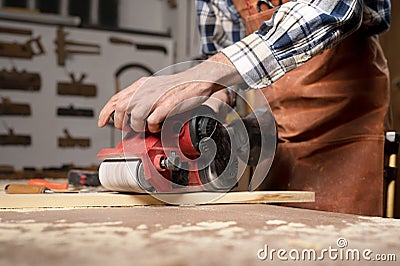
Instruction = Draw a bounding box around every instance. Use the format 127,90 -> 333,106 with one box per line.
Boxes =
287,239 -> 321,249
265,220 -> 287,225
151,221 -> 239,241
216,226 -> 247,238
287,222 -> 306,227
136,224 -> 148,230
0,219 -> 151,266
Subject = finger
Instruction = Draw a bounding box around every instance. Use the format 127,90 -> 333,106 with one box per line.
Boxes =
145,91 -> 208,133
203,90 -> 229,114
130,102 -> 151,132
210,89 -> 229,102
98,102 -> 114,127
122,112 -> 131,132
98,77 -> 149,128
146,104 -> 172,133
113,107 -> 126,130
98,94 -> 119,127
146,118 -> 162,133
130,115 -> 148,132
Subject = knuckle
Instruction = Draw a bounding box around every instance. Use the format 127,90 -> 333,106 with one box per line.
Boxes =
129,111 -> 142,122
114,103 -> 126,112
147,114 -> 161,125
111,94 -> 119,101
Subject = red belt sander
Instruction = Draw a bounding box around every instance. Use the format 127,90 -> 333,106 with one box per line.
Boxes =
97,106 -> 239,193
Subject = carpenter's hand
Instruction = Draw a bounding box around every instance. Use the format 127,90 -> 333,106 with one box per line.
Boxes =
98,74 -> 219,132
98,53 -> 244,133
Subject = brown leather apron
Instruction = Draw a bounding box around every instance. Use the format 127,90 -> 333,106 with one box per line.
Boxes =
232,0 -> 391,216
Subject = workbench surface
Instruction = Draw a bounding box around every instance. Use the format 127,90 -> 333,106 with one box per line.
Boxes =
1,205 -> 399,266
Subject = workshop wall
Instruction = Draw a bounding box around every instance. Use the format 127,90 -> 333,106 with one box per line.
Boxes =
0,0 -> 201,61
118,0 -> 201,62
0,1 -> 189,170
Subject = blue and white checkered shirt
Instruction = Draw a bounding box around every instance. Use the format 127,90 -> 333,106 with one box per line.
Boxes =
196,0 -> 391,89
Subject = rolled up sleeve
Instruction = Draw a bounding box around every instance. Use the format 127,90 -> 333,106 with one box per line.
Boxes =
221,0 -> 363,89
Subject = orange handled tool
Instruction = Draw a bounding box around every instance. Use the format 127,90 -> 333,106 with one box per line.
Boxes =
5,184 -> 50,194
28,179 -> 68,190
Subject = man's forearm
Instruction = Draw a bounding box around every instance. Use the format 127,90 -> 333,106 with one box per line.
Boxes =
184,52 -> 246,93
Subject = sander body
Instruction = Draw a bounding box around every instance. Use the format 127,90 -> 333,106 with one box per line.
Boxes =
97,108 -> 239,193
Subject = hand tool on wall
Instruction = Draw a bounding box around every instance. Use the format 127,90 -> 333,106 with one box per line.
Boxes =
57,73 -> 97,97
167,0 -> 177,9
0,165 -> 14,173
58,128 -> 90,148
0,36 -> 45,58
0,68 -> 41,91
109,36 -> 167,55
0,97 -> 31,116
0,166 -> 38,180
42,164 -> 98,172
0,26 -> 32,35
57,104 -> 94,117
42,164 -> 75,174
55,27 -> 101,66
0,128 -> 31,146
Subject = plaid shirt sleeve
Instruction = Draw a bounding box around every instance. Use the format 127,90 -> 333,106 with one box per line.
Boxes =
197,0 -> 246,57
221,0 -> 391,89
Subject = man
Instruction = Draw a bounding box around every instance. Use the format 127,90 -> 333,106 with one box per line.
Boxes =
99,0 -> 391,216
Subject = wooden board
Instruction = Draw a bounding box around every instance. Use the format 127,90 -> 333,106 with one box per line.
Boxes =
0,191 -> 314,209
